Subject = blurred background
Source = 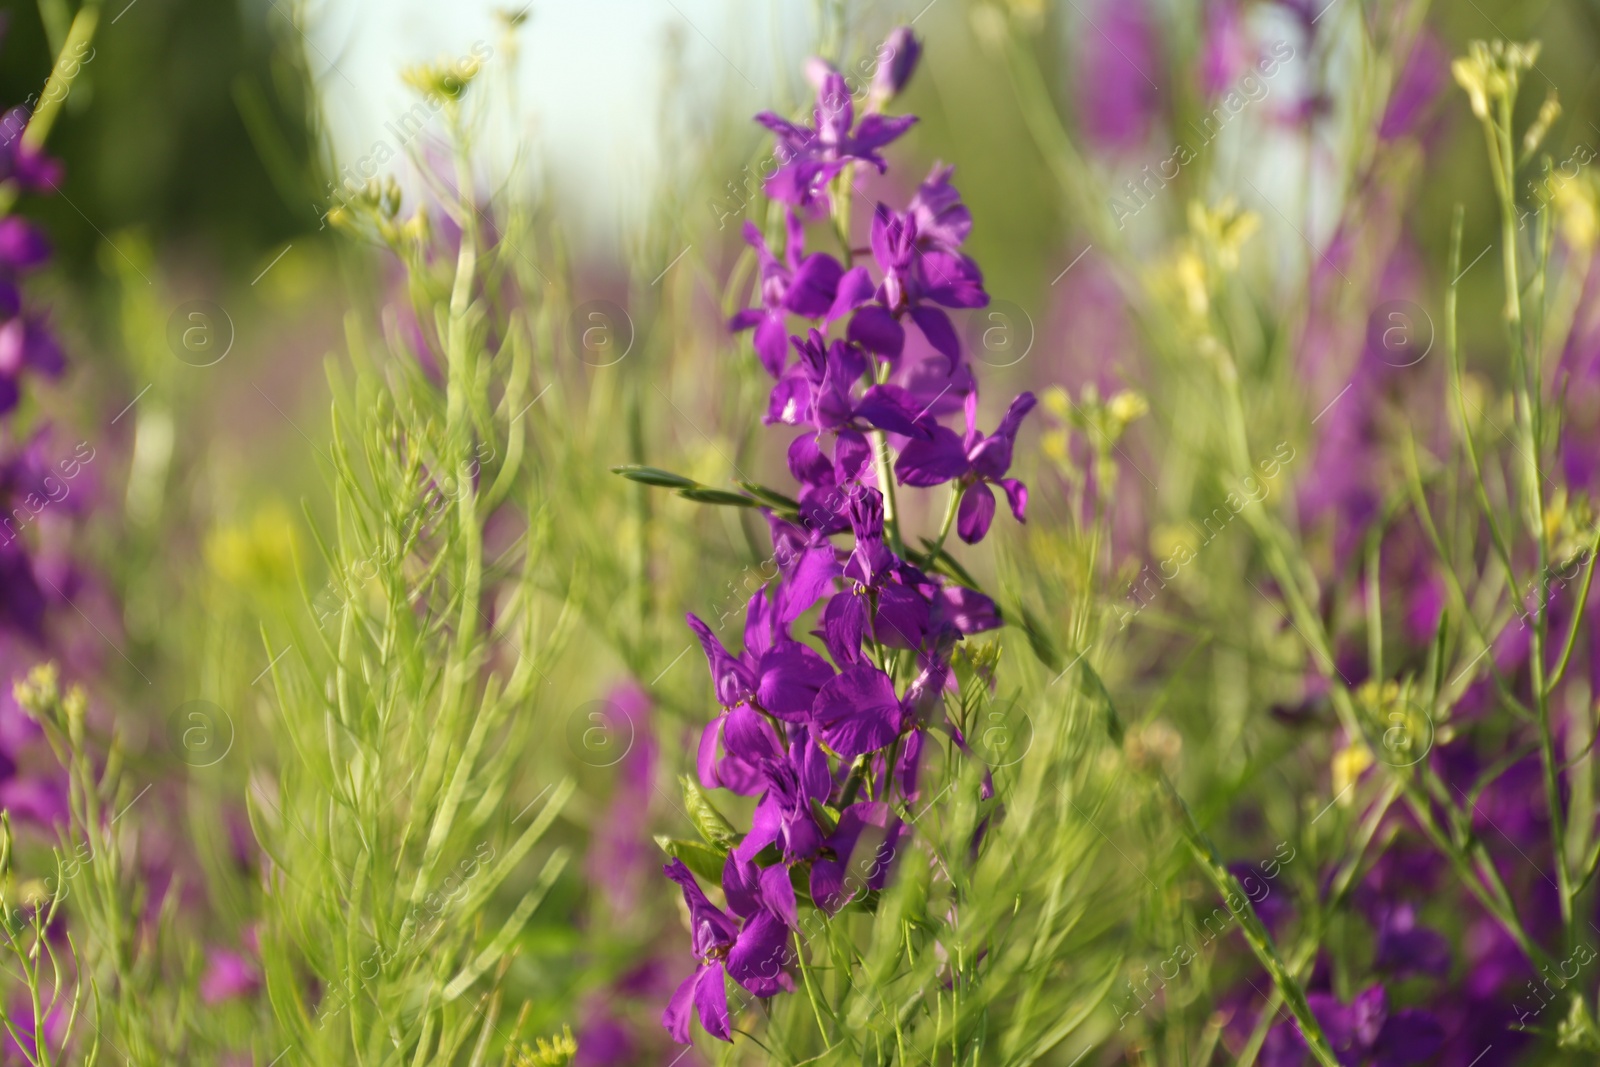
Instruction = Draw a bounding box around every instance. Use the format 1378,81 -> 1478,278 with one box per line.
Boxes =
6,0 -> 1600,1061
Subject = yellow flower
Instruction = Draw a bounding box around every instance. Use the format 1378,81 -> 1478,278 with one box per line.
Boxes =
1150,523 -> 1199,563
206,500 -> 300,590
1176,249 -> 1210,318
1553,175 -> 1599,254
1332,742 -> 1373,803
1107,389 -> 1149,430
1189,197 -> 1260,272
1452,40 -> 1542,121
401,55 -> 483,101
514,1026 -> 577,1067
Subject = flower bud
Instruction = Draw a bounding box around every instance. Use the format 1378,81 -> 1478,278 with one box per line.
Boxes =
12,662 -> 59,721
873,28 -> 922,104
64,684 -> 87,748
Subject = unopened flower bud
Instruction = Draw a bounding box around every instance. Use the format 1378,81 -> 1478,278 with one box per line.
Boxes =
12,662 -> 59,722
64,684 -> 87,747
873,28 -> 922,104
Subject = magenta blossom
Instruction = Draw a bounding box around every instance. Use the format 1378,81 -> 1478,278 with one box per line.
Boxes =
895,391 -> 1037,543
661,859 -> 793,1043
729,212 -> 844,376
756,71 -> 916,211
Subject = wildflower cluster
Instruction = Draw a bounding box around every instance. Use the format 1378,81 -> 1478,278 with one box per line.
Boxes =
0,72 -> 69,643
629,30 -> 1045,1045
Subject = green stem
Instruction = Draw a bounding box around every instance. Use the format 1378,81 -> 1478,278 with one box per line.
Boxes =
871,363 -> 906,557
1489,88 -> 1572,946
1547,524 -> 1600,694
1158,778 -> 1341,1067
924,481 -> 964,566
22,4 -> 98,153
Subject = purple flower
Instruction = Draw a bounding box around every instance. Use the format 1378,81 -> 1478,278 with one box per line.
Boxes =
689,591 -> 834,798
0,522 -> 46,639
0,109 -> 62,192
661,39 -> 1031,1040
812,663 -> 904,759
757,72 -> 917,210
734,728 -> 833,863
0,774 -> 62,828
766,329 -> 927,443
907,163 -> 972,254
1378,32 -> 1448,142
1200,0 -> 1254,97
0,217 -> 51,272
810,801 -> 904,911
699,704 -> 783,797
686,589 -> 834,723
1075,0 -> 1163,152
200,947 -> 262,1005
895,391 -> 1037,543
767,514 -> 843,617
661,859 -> 793,1043
1260,985 -> 1444,1067
0,211 -> 64,415
817,488 -> 1000,661
730,213 -> 844,377
586,683 -> 658,913
1371,902 -> 1451,979
836,200 -> 988,364
872,28 -> 922,105
723,851 -> 798,930
0,315 -> 65,386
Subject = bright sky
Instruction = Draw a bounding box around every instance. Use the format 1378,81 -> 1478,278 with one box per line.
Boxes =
307,0 -> 919,241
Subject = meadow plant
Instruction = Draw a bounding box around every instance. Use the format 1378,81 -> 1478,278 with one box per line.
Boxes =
11,3 -> 1600,1066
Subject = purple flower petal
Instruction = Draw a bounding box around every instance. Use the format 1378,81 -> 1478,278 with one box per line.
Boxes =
726,911 -> 793,996
760,863 -> 798,928
785,253 -> 844,318
833,428 -> 874,484
686,613 -> 755,707
822,591 -> 868,666
663,969 -> 698,1044
0,218 -> 50,272
813,664 -> 902,758
935,585 -> 1002,635
855,384 -> 927,438
998,477 -> 1028,523
664,859 -> 740,956
848,305 -> 906,358
917,251 -> 988,309
873,28 -> 922,102
909,163 -> 971,251
754,313 -> 791,377
957,482 -> 996,544
874,582 -> 932,650
909,306 -> 962,366
693,962 -> 733,1040
786,430 -> 831,483
826,266 -> 877,322
895,424 -> 968,487
723,705 -> 783,766
851,113 -> 918,154
757,642 -> 835,721
1371,1009 -> 1444,1067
